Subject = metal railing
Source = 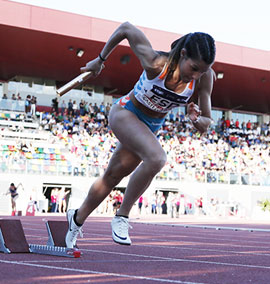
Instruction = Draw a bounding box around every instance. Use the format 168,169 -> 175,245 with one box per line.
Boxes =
1,159 -> 269,186
0,99 -> 25,112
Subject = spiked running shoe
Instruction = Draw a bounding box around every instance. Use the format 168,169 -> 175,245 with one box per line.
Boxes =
111,216 -> 132,245
65,209 -> 83,248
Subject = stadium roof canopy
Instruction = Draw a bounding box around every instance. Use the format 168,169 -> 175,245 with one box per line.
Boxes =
0,0 -> 269,114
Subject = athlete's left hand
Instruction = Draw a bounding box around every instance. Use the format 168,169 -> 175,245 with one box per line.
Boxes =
187,102 -> 201,121
80,57 -> 105,77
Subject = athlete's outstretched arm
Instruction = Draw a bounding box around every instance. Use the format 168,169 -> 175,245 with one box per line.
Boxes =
81,22 -> 160,75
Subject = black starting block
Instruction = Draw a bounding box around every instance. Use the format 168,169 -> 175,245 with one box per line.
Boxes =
0,219 -> 81,258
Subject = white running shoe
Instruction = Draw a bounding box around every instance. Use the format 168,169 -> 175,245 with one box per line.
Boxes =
65,209 -> 83,248
111,216 -> 132,245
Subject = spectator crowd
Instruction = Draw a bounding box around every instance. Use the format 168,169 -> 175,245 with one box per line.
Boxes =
38,100 -> 270,181
1,95 -> 270,181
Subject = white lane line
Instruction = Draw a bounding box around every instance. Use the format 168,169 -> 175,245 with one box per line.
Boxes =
22,224 -> 270,246
136,243 -> 270,257
17,244 -> 270,263
139,239 -> 270,250
81,230 -> 270,247
21,259 -> 178,263
132,222 -> 270,233
49,228 -> 270,250
73,236 -> 270,257
0,259 -> 205,284
80,248 -> 270,270
78,233 -> 270,251
19,260 -> 75,263
129,230 -> 270,245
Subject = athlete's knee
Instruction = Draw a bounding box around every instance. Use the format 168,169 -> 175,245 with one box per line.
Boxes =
146,150 -> 167,174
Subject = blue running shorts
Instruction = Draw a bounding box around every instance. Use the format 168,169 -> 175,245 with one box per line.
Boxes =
115,94 -> 165,133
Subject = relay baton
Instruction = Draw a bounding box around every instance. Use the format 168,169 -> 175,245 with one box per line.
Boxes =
56,71 -> 92,97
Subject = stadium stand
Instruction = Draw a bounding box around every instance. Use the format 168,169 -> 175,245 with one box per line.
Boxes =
0,102 -> 269,188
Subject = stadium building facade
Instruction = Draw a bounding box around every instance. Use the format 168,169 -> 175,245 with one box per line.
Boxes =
0,0 -> 269,122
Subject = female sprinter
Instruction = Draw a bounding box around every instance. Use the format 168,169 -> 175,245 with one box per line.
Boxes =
66,21 -> 216,247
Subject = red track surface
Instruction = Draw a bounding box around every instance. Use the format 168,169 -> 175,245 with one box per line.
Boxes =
0,215 -> 270,284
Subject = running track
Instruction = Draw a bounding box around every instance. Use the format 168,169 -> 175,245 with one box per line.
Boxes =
0,215 -> 270,284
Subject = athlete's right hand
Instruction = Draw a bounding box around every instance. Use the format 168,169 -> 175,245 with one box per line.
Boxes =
187,102 -> 201,121
80,57 -> 105,77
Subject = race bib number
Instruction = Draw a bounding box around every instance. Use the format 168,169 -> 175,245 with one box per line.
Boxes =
143,85 -> 189,112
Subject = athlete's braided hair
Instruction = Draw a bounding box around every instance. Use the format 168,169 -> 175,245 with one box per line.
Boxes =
167,32 -> 216,73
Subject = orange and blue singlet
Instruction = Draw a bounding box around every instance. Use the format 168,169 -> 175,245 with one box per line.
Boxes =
115,65 -> 195,132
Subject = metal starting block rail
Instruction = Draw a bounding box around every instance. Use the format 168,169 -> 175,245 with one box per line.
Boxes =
29,244 -> 81,258
0,219 -> 81,258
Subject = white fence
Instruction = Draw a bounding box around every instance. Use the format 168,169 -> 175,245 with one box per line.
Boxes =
1,158 -> 269,187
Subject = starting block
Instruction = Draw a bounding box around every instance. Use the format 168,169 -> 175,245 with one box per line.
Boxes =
46,220 -> 69,247
0,219 -> 81,258
0,219 -> 30,253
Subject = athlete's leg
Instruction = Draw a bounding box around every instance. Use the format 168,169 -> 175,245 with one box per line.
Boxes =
108,105 -> 167,217
11,198 -> 16,211
62,199 -> 67,213
58,199 -> 63,213
75,143 -> 141,224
